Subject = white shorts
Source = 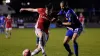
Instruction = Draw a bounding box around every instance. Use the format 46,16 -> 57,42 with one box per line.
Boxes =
35,28 -> 48,46
6,28 -> 12,31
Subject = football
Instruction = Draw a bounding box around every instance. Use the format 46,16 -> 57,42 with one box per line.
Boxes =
22,49 -> 31,56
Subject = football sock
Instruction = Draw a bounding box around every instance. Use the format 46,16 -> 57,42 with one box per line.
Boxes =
74,41 -> 78,56
31,49 -> 40,56
64,43 -> 72,54
5,32 -> 8,38
9,32 -> 11,37
39,38 -> 45,54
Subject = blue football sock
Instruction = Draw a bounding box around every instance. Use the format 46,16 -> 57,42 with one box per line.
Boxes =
64,43 -> 72,53
74,41 -> 78,56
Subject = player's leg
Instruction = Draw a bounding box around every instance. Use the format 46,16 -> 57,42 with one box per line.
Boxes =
36,37 -> 39,47
31,46 -> 41,56
0,25 -> 3,33
31,37 -> 41,56
31,36 -> 46,56
63,36 -> 72,53
36,37 -> 41,54
1,25 -> 5,33
5,28 -> 9,38
35,32 -> 48,56
64,30 -> 73,56
2,27 -> 5,33
9,28 -> 12,37
41,32 -> 49,56
72,28 -> 82,56
35,31 -> 41,53
31,29 -> 46,56
31,29 -> 41,56
38,31 -> 47,56
35,30 -> 39,47
72,33 -> 78,56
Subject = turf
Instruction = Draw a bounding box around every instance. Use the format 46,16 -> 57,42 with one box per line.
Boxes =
0,28 -> 100,56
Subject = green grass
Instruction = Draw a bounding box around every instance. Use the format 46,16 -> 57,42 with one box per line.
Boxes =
0,28 -> 100,56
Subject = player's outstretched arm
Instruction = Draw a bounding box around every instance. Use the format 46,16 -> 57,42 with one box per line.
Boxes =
62,22 -> 71,25
20,8 -> 38,12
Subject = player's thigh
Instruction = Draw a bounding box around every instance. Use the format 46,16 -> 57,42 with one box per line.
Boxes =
35,29 -> 38,36
42,32 -> 48,46
9,28 -> 12,31
35,29 -> 43,49
37,33 -> 47,49
35,28 -> 43,38
63,36 -> 71,44
72,33 -> 78,42
64,30 -> 74,43
72,28 -> 83,41
5,28 -> 9,31
44,33 -> 48,42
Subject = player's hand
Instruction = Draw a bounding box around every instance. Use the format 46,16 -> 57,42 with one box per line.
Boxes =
51,18 -> 56,22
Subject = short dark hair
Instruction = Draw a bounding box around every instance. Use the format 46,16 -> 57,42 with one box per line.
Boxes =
60,1 -> 68,7
45,3 -> 53,10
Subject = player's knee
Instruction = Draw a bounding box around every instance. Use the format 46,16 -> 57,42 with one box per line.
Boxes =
63,42 -> 69,47
38,32 -> 43,38
63,40 -> 66,46
63,36 -> 70,44
72,39 -> 78,45
63,40 -> 69,46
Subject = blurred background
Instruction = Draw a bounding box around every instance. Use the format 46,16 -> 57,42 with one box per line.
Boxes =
0,0 -> 100,28
0,1 -> 100,56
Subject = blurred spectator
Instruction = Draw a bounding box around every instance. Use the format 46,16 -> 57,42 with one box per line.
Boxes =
0,14 -> 5,33
79,12 -> 85,27
17,18 -> 24,28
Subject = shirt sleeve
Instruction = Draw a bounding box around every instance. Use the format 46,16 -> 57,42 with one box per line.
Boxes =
57,10 -> 63,15
67,9 -> 78,22
70,9 -> 78,18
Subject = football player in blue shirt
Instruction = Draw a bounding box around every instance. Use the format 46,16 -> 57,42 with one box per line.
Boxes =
58,1 -> 83,56
0,15 -> 5,33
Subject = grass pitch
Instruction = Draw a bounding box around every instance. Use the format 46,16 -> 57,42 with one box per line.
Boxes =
0,28 -> 100,56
